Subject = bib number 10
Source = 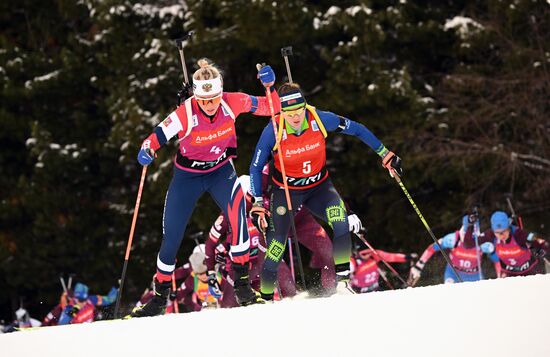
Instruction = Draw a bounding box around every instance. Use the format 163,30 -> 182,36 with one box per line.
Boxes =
302,161 -> 311,174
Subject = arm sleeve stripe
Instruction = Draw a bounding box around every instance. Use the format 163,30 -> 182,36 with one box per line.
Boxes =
250,96 -> 258,113
154,126 -> 168,147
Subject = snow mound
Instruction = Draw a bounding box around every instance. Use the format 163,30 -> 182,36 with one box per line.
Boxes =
2,275 -> 549,357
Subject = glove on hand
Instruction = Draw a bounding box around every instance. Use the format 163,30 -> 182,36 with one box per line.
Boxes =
177,82 -> 193,106
480,242 -> 495,254
348,214 -> 363,234
382,151 -> 403,177
250,198 -> 269,233
68,305 -> 80,317
137,146 -> 155,166
257,64 -> 275,87
407,260 -> 425,286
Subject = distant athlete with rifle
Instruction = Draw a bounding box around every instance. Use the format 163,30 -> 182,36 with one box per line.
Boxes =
408,214 -> 496,285
249,82 -> 402,299
478,211 -> 549,278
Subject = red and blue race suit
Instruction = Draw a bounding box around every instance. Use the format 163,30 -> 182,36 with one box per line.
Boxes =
140,91 -> 280,282
418,229 -> 493,283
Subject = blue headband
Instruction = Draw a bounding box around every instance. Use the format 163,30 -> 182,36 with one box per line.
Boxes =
280,89 -> 306,111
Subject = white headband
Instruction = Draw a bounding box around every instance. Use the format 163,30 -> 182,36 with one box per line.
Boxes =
193,77 -> 223,98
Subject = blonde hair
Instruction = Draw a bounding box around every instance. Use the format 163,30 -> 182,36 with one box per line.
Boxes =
193,58 -> 222,81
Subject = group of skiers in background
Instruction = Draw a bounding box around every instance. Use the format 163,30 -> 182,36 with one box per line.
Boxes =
3,57 -> 548,331
2,281 -> 118,332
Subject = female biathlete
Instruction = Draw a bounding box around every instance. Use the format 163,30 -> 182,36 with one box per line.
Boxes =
248,82 -> 402,299
130,59 -> 279,317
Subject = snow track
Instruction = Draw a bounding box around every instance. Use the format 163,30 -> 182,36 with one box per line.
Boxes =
2,275 -> 549,357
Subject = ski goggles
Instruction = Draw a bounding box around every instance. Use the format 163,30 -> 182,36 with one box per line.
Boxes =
281,106 -> 305,117
195,94 -> 222,107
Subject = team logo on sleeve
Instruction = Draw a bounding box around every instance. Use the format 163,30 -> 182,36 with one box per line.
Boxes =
162,117 -> 172,127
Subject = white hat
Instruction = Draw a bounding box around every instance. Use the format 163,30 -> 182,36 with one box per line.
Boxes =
193,244 -> 205,254
189,252 -> 207,274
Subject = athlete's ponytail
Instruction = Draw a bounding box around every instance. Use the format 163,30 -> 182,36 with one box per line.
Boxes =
193,58 -> 222,81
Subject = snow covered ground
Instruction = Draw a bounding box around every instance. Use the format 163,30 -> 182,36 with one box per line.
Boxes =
2,274 -> 549,357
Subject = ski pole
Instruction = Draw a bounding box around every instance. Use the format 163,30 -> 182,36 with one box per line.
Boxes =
389,170 -> 463,282
377,268 -> 395,290
287,237 -> 296,282
356,229 -> 408,286
67,274 -> 75,290
260,64 -> 307,290
59,276 -> 67,293
114,165 -> 148,318
277,50 -> 309,288
171,272 -> 179,314
471,206 -> 484,280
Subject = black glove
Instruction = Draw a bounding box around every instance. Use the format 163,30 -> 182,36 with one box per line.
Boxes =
177,82 -> 193,106
382,151 -> 403,177
68,305 -> 80,317
468,212 -> 479,224
530,246 -> 547,259
169,290 -> 177,301
215,251 -> 227,265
